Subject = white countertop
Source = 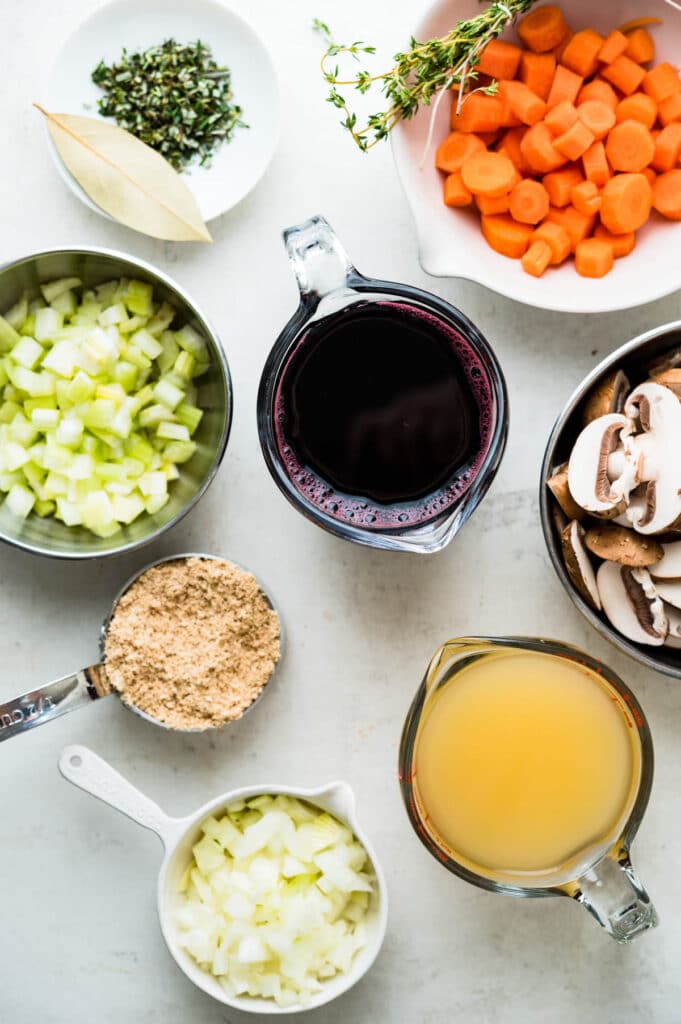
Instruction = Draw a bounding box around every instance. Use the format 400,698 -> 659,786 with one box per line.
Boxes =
2,1 -> 681,1021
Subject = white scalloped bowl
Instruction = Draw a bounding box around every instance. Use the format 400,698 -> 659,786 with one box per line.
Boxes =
392,0 -> 681,313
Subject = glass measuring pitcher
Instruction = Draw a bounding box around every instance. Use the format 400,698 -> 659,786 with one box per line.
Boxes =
399,636 -> 657,942
257,216 -> 508,553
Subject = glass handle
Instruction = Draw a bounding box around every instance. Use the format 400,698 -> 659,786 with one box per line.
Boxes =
571,850 -> 658,942
283,215 -> 357,302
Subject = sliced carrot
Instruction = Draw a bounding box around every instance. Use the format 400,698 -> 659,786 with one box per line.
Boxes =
554,119 -> 595,160
475,193 -> 511,215
532,220 -> 572,263
477,39 -> 523,80
575,238 -> 615,277
519,52 -> 556,101
478,130 -> 503,146
658,91 -> 681,127
481,214 -> 533,257
546,204 -> 597,249
651,123 -> 681,173
435,132 -> 486,173
642,63 -> 681,103
497,125 -> 532,174
543,164 -> 584,207
623,28 -> 655,64
600,172 -> 653,232
509,178 -> 550,224
571,179 -> 602,215
601,55 -> 646,95
497,80 -> 547,126
577,100 -> 616,140
444,171 -> 473,207
451,93 -> 505,133
547,65 -> 584,110
615,93 -> 658,129
552,29 -> 574,65
521,122 -> 567,173
461,151 -> 517,197
521,239 -> 553,276
641,166 -> 657,188
517,5 -> 569,54
618,17 -> 662,34
578,79 -> 618,112
594,224 -> 636,256
605,119 -> 655,172
582,140 -> 611,185
562,29 -> 604,78
652,169 -> 681,220
598,30 -> 628,65
545,101 -> 579,136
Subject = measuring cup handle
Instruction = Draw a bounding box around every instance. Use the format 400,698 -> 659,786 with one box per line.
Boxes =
0,664 -> 110,743
571,850 -> 658,942
283,215 -> 358,302
59,745 -> 178,845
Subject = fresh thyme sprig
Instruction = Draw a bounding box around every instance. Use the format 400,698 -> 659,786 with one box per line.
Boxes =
314,1 -> 536,152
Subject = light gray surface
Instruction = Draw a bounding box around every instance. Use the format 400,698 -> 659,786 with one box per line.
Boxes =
1,1 -> 681,1022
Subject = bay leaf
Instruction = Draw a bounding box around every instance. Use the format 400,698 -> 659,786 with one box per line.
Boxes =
34,105 -> 212,243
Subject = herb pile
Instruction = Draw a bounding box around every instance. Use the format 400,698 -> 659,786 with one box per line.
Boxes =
92,39 -> 245,171
314,0 -> 535,151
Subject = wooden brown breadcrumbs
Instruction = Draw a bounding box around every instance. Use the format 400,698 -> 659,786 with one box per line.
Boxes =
104,557 -> 280,730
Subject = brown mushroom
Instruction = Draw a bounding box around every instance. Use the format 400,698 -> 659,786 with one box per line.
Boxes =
647,345 -> 681,377
597,562 -> 667,646
651,367 -> 681,399
547,463 -> 584,521
582,369 -> 630,426
561,520 -> 601,610
583,524 -> 663,567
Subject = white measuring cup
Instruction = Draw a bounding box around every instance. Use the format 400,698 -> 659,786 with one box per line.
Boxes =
59,745 -> 389,1014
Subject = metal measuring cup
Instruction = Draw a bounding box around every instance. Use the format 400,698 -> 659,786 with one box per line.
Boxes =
0,553 -> 283,742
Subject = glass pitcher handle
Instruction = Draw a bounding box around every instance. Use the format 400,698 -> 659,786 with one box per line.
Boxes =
283,215 -> 357,302
570,850 -> 658,943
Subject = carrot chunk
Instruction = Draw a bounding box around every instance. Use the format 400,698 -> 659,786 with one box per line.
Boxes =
509,178 -> 550,224
532,220 -> 572,263
451,93 -> 505,133
497,80 -> 547,126
522,239 -> 553,276
615,93 -> 658,129
545,101 -> 579,136
521,122 -> 567,173
547,65 -> 584,110
623,28 -> 655,64
571,179 -> 602,215
435,132 -> 486,173
578,79 -> 618,111
602,55 -> 646,95
477,39 -> 523,80
475,193 -> 511,215
517,5 -> 569,53
444,171 -> 474,207
642,63 -> 681,103
546,204 -> 597,249
554,120 -> 595,160
598,30 -> 628,65
651,123 -> 681,173
594,224 -> 636,256
577,100 -> 616,140
519,52 -> 556,100
543,164 -> 584,206
658,92 -> 681,127
575,238 -> 615,277
552,29 -> 574,65
582,141 -> 611,185
497,126 -> 532,174
461,151 -> 517,197
600,172 -> 653,232
562,29 -> 604,78
481,214 -> 534,257
652,169 -> 681,220
641,166 -> 657,188
605,119 -> 655,172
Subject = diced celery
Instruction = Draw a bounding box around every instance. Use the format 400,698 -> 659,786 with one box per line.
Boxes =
56,417 -> 83,447
10,336 -> 43,370
158,332 -> 180,374
154,378 -> 184,411
124,344 -> 152,370
95,383 -> 126,404
4,442 -> 30,471
125,435 -> 154,464
0,401 -> 21,424
41,277 -> 82,304
51,290 -> 77,317
31,408 -> 59,430
56,498 -> 82,526
8,367 -> 55,396
43,472 -> 68,498
122,457 -> 145,477
112,361 -> 138,392
0,314 -> 21,352
42,341 -> 77,379
34,307 -> 63,342
157,421 -> 190,442
174,350 -> 195,381
145,492 -> 170,514
128,384 -> 154,416
109,406 -> 133,438
5,483 -> 35,519
104,479 -> 136,496
95,281 -> 117,305
55,381 -> 73,411
131,328 -> 163,360
5,293 -> 28,330
82,399 -> 116,430
138,403 -> 175,428
126,280 -> 153,316
175,325 -> 209,363
19,314 -> 36,337
138,471 -> 167,497
111,493 -> 145,524
43,442 -> 72,472
163,462 -> 180,481
98,302 -> 128,327
0,361 -> 8,389
147,302 -> 176,336
24,396 -> 57,415
67,371 -> 95,403
117,314 -> 147,335
163,440 -> 196,464
176,403 -> 203,435
34,498 -> 56,518
22,461 -> 45,489
0,470 -> 23,491
81,491 -> 121,538
65,454 -> 94,481
95,461 -> 127,482
9,413 -> 39,446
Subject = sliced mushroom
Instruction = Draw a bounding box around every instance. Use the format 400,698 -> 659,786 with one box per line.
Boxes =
651,367 -> 681,399
652,578 -> 681,610
561,520 -> 601,610
547,463 -> 585,521
623,383 -> 681,534
568,414 -> 633,517
650,540 -> 681,579
647,345 -> 681,377
582,369 -> 630,426
583,524 -> 663,566
664,605 -> 681,648
597,562 -> 668,645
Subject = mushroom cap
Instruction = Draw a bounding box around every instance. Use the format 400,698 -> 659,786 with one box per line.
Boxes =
624,383 -> 681,534
653,578 -> 681,611
561,520 -> 601,610
584,524 -> 662,567
568,414 -> 631,515
596,561 -> 667,646
582,369 -> 630,426
547,463 -> 584,521
651,540 -> 681,579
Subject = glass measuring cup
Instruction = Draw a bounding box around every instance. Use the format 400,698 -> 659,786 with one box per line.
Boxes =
58,744 -> 388,1014
0,553 -> 283,741
398,636 -> 658,943
257,215 -> 508,554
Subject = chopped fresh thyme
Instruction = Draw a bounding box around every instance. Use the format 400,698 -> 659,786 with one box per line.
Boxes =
91,39 -> 246,171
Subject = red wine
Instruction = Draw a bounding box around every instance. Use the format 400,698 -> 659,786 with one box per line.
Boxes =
274,301 -> 494,530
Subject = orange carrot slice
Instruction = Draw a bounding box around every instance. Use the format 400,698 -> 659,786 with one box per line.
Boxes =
651,123 -> 681,173
477,39 -> 523,80
578,79 -> 618,111
547,65 -> 584,109
623,28 -> 655,64
615,93 -> 658,129
546,205 -> 597,249
598,30 -> 628,65
461,151 -> 517,197
519,52 -> 557,100
521,122 -> 567,173
562,29 -> 604,78
497,80 -> 547,126
652,169 -> 681,220
554,120 -> 595,160
544,101 -> 579,136
475,193 -> 511,215
509,178 -> 550,224
658,91 -> 681,127
481,214 -> 534,257
605,119 -> 655,172
602,55 -> 646,95
600,172 -> 653,232
444,172 -> 474,207
435,132 -> 486,173
642,63 -> 681,103
594,224 -> 636,257
543,164 -> 584,207
575,238 -> 615,277
577,100 -> 616,140
582,140 -> 611,185
531,220 -> 572,263
517,5 -> 569,54
571,179 -> 602,215
521,239 -> 553,276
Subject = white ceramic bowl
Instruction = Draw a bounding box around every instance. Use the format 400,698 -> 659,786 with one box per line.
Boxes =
44,0 -> 279,224
59,745 -> 388,1015
392,0 -> 681,313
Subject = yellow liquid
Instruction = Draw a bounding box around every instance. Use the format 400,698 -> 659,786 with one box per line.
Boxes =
413,649 -> 641,884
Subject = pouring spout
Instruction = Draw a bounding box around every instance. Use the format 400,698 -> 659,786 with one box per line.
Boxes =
317,780 -> 357,824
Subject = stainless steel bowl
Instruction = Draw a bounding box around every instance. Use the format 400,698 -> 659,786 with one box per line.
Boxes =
0,247 -> 232,559
540,319 -> 681,679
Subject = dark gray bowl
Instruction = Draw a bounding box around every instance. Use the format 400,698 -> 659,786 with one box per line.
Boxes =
0,247 -> 232,559
540,319 -> 681,679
